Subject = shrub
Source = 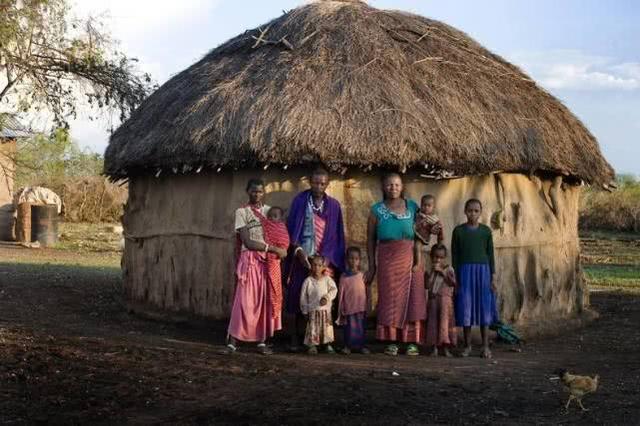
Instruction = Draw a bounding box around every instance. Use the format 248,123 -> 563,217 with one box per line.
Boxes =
580,174 -> 640,233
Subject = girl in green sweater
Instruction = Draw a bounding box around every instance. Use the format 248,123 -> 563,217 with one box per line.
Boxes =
451,199 -> 498,358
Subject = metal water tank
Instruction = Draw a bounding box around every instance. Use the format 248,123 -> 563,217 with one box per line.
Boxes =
31,205 -> 59,246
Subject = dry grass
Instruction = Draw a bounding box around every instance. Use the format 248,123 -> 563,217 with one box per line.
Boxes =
580,178 -> 640,233
58,176 -> 127,223
105,0 -> 613,185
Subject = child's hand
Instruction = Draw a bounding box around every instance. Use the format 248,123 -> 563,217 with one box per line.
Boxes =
491,275 -> 497,293
319,296 -> 328,306
431,223 -> 442,234
412,263 -> 421,273
433,263 -> 444,273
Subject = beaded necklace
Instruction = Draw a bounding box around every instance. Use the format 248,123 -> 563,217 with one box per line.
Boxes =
308,194 -> 325,214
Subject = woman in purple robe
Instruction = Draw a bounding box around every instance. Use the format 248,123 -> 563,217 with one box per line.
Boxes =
285,167 -> 346,351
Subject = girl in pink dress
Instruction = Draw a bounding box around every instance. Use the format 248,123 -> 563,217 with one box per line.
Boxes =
336,247 -> 370,354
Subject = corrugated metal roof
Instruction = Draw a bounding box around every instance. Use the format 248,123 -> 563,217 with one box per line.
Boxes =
0,114 -> 33,138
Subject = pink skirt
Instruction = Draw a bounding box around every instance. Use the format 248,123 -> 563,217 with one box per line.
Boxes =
228,250 -> 282,342
375,240 -> 427,343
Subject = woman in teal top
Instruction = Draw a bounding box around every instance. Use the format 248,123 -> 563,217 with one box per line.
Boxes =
365,173 -> 427,356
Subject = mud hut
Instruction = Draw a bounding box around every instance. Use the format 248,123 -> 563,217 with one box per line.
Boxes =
104,0 -> 614,332
0,114 -> 32,241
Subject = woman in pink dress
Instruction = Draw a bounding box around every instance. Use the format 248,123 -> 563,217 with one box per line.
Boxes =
224,179 -> 288,355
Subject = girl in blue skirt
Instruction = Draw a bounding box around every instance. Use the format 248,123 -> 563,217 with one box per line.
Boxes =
451,199 -> 497,358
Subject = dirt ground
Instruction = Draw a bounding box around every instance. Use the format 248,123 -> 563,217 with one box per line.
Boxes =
1,242 -> 639,425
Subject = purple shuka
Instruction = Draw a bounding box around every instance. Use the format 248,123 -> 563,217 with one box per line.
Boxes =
284,190 -> 346,314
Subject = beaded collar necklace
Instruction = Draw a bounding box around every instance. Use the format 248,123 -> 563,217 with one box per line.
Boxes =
308,194 -> 325,213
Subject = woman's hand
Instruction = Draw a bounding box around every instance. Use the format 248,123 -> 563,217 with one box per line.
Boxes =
490,275 -> 497,293
364,268 -> 376,286
296,248 -> 311,269
412,262 -> 422,273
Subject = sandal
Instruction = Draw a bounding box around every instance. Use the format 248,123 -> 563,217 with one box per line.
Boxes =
359,347 -> 371,355
340,347 -> 352,355
384,344 -> 399,356
443,348 -> 453,358
257,343 -> 273,355
325,344 -> 336,354
460,346 -> 472,358
429,347 -> 439,357
307,345 -> 318,355
220,343 -> 237,355
406,344 -> 420,356
481,348 -> 493,359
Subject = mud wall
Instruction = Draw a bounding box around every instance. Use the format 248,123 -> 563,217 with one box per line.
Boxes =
122,169 -> 584,326
0,139 -> 16,241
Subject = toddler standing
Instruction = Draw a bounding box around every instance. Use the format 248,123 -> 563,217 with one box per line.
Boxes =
336,247 -> 370,355
300,255 -> 338,354
425,244 -> 458,357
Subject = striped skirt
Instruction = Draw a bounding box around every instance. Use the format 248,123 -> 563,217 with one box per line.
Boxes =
455,263 -> 497,327
375,240 -> 426,343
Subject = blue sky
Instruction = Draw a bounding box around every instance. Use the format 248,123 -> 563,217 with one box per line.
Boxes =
71,0 -> 640,175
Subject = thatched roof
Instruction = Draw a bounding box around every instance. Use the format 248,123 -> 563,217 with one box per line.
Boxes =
104,0 -> 614,185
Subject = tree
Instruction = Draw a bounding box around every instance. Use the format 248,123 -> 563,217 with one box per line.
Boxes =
13,127 -> 104,188
0,0 -> 155,125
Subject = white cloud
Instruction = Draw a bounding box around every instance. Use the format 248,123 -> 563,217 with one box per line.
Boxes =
509,50 -> 640,91
72,0 -> 220,40
62,1 -> 222,153
70,0 -> 221,80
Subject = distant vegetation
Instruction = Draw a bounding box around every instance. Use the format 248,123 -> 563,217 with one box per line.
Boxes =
10,133 -> 638,229
14,129 -> 126,223
580,174 -> 640,233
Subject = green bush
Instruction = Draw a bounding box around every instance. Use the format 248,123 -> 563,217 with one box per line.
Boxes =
580,174 -> 640,233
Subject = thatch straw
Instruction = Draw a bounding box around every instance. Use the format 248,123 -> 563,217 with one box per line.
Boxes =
104,0 -> 614,185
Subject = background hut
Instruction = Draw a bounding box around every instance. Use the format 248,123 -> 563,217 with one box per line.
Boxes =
104,0 -> 614,332
0,114 -> 32,241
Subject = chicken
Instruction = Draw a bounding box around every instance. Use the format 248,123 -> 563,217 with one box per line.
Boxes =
554,369 -> 599,411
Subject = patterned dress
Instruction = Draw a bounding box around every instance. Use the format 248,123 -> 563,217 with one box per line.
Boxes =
300,275 -> 338,346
